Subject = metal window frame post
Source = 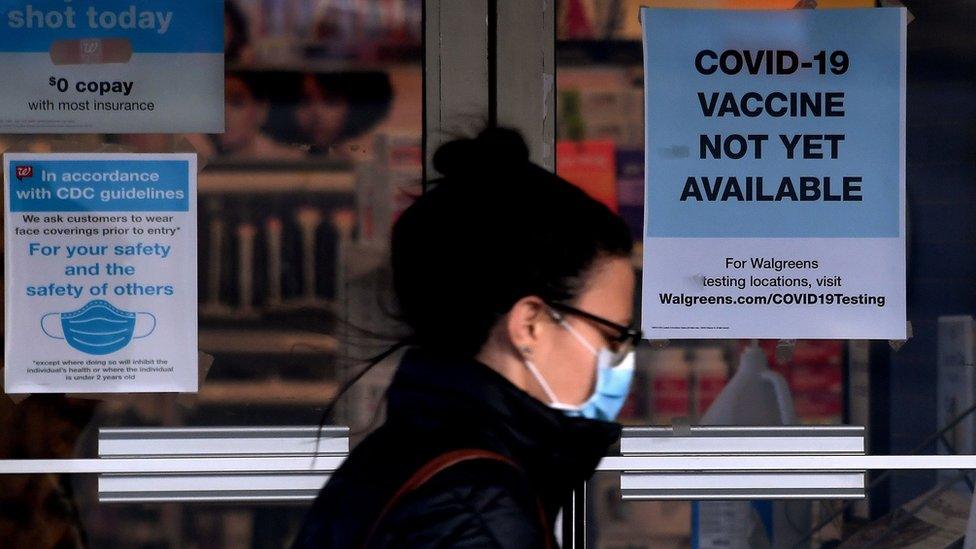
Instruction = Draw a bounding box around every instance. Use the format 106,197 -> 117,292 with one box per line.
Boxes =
424,0 -> 564,542
423,0 -> 555,179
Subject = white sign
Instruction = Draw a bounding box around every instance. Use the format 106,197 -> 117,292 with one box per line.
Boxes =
0,1 -> 223,133
4,153 -> 198,393
640,8 -> 907,339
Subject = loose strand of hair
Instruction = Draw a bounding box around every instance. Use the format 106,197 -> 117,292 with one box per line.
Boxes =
313,339 -> 410,456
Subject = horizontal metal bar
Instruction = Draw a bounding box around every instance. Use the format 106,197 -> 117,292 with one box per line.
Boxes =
621,426 -> 865,455
0,456 -> 345,474
99,427 -> 349,457
99,490 -> 322,503
621,436 -> 864,455
623,426 -> 865,437
5,453 -> 976,475
100,439 -> 347,458
99,473 -> 331,493
597,455 -> 976,471
621,472 -> 864,491
99,426 -> 349,438
102,487 -> 863,504
621,488 -> 865,500
620,471 -> 865,499
97,470 -> 866,504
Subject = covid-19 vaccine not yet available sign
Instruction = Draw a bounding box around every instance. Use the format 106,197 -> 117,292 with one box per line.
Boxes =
0,0 -> 222,133
4,153 -> 198,393
641,8 -> 906,339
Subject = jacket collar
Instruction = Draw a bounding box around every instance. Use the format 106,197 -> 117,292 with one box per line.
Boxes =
384,347 -> 620,495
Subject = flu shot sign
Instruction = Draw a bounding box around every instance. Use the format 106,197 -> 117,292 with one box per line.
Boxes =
4,153 -> 198,393
640,8 -> 906,339
0,0 -> 222,133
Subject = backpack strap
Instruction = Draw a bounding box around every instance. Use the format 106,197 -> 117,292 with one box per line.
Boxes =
361,449 -> 552,549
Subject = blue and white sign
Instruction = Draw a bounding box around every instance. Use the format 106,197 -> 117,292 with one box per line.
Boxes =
4,153 -> 198,393
640,8 -> 906,339
0,1 -> 222,133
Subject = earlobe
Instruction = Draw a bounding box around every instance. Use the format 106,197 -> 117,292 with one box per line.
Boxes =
507,296 -> 546,353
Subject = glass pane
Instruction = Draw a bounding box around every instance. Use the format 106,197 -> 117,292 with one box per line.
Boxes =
0,467 -> 327,548
556,0 -> 976,547
1,1 -> 422,546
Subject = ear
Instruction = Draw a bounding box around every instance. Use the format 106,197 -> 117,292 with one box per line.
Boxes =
506,296 -> 550,357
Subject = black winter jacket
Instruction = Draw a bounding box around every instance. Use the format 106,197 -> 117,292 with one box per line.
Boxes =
292,348 -> 620,548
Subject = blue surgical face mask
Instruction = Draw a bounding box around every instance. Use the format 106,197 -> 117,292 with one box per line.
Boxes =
41,300 -> 156,355
522,318 -> 635,422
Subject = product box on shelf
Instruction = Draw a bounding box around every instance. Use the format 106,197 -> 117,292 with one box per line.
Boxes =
358,133 -> 422,245
615,148 -> 643,239
690,347 -> 729,418
648,347 -> 691,424
556,140 -> 618,212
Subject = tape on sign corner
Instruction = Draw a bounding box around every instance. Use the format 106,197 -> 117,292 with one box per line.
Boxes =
174,136 -> 210,173
889,320 -> 913,352
198,351 -> 215,380
879,0 -> 915,24
50,38 -> 133,66
174,351 -> 214,405
775,339 -> 797,363
0,372 -> 32,404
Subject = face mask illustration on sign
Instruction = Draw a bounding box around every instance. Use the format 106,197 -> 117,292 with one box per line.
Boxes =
40,300 -> 156,355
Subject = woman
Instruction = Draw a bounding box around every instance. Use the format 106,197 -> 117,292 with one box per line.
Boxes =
294,72 -> 393,156
219,72 -> 306,160
293,128 -> 640,548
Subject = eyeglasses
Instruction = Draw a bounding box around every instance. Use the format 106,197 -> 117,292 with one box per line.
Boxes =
546,301 -> 643,356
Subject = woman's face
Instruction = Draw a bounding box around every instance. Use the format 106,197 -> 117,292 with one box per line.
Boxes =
222,75 -> 267,151
295,75 -> 350,150
533,256 -> 635,406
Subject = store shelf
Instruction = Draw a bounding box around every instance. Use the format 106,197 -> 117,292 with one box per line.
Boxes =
204,157 -> 353,171
227,59 -> 422,74
195,379 -> 339,405
199,328 -> 339,355
198,169 -> 355,194
557,39 -> 643,66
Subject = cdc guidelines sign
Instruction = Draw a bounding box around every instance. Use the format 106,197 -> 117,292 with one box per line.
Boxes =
3,153 -> 197,394
640,8 -> 907,340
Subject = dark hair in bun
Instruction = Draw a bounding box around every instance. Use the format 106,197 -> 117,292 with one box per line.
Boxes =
431,127 -> 530,178
391,127 -> 633,357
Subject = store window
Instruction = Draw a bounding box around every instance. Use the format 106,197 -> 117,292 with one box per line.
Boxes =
2,0 -> 975,547
555,0 -> 975,546
1,1 -> 421,546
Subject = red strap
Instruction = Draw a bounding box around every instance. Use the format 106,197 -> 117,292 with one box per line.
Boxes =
361,449 -> 552,548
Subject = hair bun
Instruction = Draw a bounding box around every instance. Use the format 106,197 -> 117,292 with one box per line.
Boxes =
432,127 -> 530,178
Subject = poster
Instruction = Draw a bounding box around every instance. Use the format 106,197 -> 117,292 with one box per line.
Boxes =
0,0 -> 222,133
556,140 -> 618,212
567,1 -> 877,41
4,153 -> 198,393
641,8 -> 906,339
